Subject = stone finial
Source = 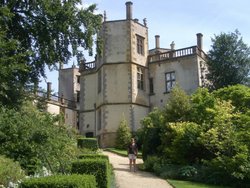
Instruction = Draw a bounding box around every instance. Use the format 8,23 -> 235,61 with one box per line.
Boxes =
143,18 -> 147,26
170,41 -> 175,50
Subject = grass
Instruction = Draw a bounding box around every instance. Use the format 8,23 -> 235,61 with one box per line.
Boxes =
104,148 -> 142,158
168,179 -> 231,188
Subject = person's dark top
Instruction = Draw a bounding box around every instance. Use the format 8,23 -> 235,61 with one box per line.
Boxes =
128,143 -> 138,155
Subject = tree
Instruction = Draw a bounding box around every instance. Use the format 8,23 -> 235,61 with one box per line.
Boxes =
0,1 -> 102,107
212,84 -> 250,113
207,30 -> 250,90
0,7 -> 31,107
115,118 -> 132,150
164,85 -> 191,122
140,108 -> 164,160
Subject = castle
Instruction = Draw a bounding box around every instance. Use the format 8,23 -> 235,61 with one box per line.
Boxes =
56,2 -> 207,147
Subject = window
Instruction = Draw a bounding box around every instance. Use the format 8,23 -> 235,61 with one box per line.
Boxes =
137,67 -> 144,90
165,71 -> 176,92
136,35 -> 144,55
98,109 -> 102,130
98,71 -> 102,93
149,78 -> 154,94
76,75 -> 80,84
76,90 -> 80,102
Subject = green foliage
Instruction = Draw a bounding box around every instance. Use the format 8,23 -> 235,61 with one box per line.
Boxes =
20,174 -> 97,188
199,100 -> 250,183
161,122 -> 205,164
0,155 -> 25,187
140,84 -> 250,186
0,102 -> 79,175
190,88 -> 216,124
71,158 -> 110,188
0,0 -> 102,107
164,85 -> 191,122
78,154 -> 109,161
140,108 -> 164,160
0,7 -> 31,108
213,84 -> 250,113
178,166 -> 198,179
143,155 -> 161,172
207,30 -> 250,90
77,137 -> 99,151
115,118 -> 132,150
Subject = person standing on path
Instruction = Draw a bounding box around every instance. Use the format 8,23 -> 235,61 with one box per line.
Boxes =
127,138 -> 138,172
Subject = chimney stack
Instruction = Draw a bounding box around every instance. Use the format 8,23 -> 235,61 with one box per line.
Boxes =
196,33 -> 203,50
125,1 -> 133,20
47,82 -> 52,100
155,35 -> 160,49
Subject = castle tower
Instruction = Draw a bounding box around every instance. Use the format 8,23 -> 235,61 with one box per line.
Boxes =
79,2 -> 149,147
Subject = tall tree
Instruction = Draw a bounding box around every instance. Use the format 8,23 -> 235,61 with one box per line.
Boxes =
0,1 -> 102,107
0,8 -> 31,107
207,30 -> 250,90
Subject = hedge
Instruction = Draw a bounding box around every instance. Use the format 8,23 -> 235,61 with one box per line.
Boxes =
19,174 -> 96,188
78,154 -> 109,161
72,158 -> 110,188
77,137 -> 99,151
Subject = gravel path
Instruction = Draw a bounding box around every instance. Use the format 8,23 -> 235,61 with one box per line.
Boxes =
103,151 -> 173,188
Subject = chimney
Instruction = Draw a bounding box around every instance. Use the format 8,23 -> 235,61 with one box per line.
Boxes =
125,1 -> 133,20
155,35 -> 160,49
47,82 -> 52,100
196,33 -> 203,50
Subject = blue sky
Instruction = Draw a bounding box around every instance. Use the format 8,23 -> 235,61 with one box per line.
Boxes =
40,0 -> 250,92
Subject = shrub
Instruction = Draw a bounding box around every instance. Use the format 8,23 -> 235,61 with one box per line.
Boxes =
115,118 -> 131,149
143,155 -> 160,172
0,155 -> 25,187
72,158 -> 110,188
78,154 -> 109,161
141,127 -> 161,161
177,165 -> 198,179
77,137 -> 99,151
20,174 -> 96,188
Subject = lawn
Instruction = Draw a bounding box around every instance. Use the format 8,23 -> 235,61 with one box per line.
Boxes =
168,179 -> 231,188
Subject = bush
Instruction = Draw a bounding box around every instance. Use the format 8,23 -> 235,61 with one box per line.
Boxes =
142,127 -> 161,161
77,137 -> 99,151
143,155 -> 160,172
71,158 -> 110,188
0,155 -> 25,187
177,165 -> 198,179
20,174 -> 96,188
115,118 -> 131,149
78,154 -> 109,161
0,103 -> 79,175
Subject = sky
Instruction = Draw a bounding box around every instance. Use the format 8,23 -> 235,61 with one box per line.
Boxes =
39,0 -> 250,93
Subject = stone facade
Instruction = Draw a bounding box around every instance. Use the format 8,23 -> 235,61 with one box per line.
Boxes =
59,1 -> 207,147
58,66 -> 80,129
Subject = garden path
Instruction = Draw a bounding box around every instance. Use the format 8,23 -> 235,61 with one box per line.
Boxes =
103,151 -> 173,188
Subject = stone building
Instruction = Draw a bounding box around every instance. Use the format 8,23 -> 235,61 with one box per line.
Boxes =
58,65 -> 81,129
60,1 -> 207,147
